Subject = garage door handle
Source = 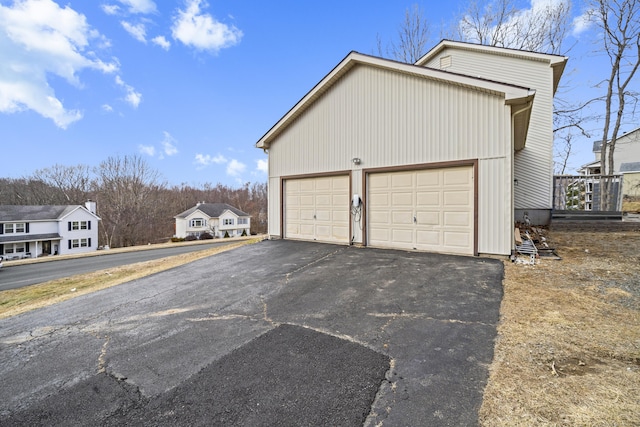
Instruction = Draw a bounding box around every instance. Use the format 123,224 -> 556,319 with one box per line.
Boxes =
413,216 -> 417,224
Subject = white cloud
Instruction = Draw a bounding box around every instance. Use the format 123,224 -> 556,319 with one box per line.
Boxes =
152,35 -> 170,50
194,153 -> 227,166
171,0 -> 243,52
0,0 -> 119,128
117,0 -> 157,15
256,159 -> 268,174
121,20 -> 147,42
226,159 -> 246,177
139,144 -> 156,156
102,104 -> 113,112
101,4 -> 120,15
161,131 -> 178,156
115,75 -> 142,108
571,10 -> 594,37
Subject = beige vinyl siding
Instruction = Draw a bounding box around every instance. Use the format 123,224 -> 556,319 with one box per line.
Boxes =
423,49 -> 554,211
267,65 -> 514,255
268,66 -> 509,174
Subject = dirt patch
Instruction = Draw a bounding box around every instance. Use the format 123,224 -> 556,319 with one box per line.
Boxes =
480,229 -> 640,426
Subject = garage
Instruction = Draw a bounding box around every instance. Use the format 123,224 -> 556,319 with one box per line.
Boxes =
367,165 -> 476,255
257,44 -> 565,256
283,175 -> 350,244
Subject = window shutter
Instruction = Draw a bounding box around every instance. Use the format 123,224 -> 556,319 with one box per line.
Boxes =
88,221 -> 91,230
88,238 -> 92,247
0,225 -> 3,235
26,242 -> 30,252
68,240 -> 71,250
68,222 -> 71,231
0,244 -> 4,253
26,223 -> 30,233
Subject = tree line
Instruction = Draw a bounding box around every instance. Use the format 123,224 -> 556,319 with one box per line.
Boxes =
0,154 -> 267,248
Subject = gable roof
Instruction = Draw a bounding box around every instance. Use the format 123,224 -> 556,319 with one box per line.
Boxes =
415,40 -> 568,95
0,205 -> 99,222
175,203 -> 250,219
255,51 -> 535,150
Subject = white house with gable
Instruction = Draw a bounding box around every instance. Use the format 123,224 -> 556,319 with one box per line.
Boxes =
174,203 -> 251,239
0,201 -> 101,259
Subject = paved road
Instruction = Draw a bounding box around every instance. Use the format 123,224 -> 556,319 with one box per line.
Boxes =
0,240 -> 504,426
0,241 -> 237,291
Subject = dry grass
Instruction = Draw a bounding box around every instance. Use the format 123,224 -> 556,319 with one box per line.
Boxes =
623,200 -> 640,213
480,230 -> 640,426
0,238 -> 261,319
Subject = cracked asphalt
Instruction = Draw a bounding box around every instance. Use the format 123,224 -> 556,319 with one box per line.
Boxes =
0,240 -> 503,426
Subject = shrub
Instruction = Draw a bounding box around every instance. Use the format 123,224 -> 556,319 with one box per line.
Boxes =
171,237 -> 185,242
224,230 -> 230,238
200,232 -> 213,240
241,229 -> 247,236
185,235 -> 198,241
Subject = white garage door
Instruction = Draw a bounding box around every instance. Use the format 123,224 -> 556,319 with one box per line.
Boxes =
368,166 -> 475,255
284,175 -> 350,244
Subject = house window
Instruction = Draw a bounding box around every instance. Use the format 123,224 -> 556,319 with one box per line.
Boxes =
72,221 -> 79,230
15,243 -> 25,253
4,223 -> 25,234
190,218 -> 206,227
238,218 -> 248,225
80,221 -> 88,230
70,239 -> 89,248
223,218 -> 234,226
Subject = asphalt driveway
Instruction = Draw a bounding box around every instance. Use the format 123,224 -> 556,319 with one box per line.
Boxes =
0,240 -> 503,426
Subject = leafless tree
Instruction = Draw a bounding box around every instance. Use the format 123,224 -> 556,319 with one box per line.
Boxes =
31,164 -> 92,204
454,0 -> 571,54
93,154 -> 165,247
587,0 -> 640,209
377,4 -> 431,63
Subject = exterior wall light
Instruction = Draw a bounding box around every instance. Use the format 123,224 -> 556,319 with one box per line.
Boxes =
352,158 -> 361,165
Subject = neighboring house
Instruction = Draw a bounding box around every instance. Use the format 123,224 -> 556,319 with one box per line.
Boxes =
580,128 -> 640,201
0,201 -> 101,259
256,40 -> 567,256
174,203 -> 251,239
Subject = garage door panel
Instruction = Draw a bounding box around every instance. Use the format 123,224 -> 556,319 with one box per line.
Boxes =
391,173 -> 414,188
416,230 -> 440,246
416,191 -> 440,207
444,212 -> 471,227
369,227 -> 389,242
392,211 -> 413,224
368,166 -> 474,255
443,231 -> 471,248
417,211 -> 439,225
370,211 -> 390,224
443,168 -> 472,185
369,174 -> 390,189
392,229 -> 413,243
416,170 -> 440,187
369,192 -> 391,207
444,190 -> 472,206
284,175 -> 349,244
391,192 -> 413,206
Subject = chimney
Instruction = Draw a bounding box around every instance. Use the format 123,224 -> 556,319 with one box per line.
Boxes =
85,200 -> 97,214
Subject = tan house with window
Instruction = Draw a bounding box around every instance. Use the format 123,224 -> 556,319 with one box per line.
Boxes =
0,201 -> 100,259
256,40 -> 567,256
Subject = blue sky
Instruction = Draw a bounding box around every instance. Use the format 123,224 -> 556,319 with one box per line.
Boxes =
0,0 -> 630,187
